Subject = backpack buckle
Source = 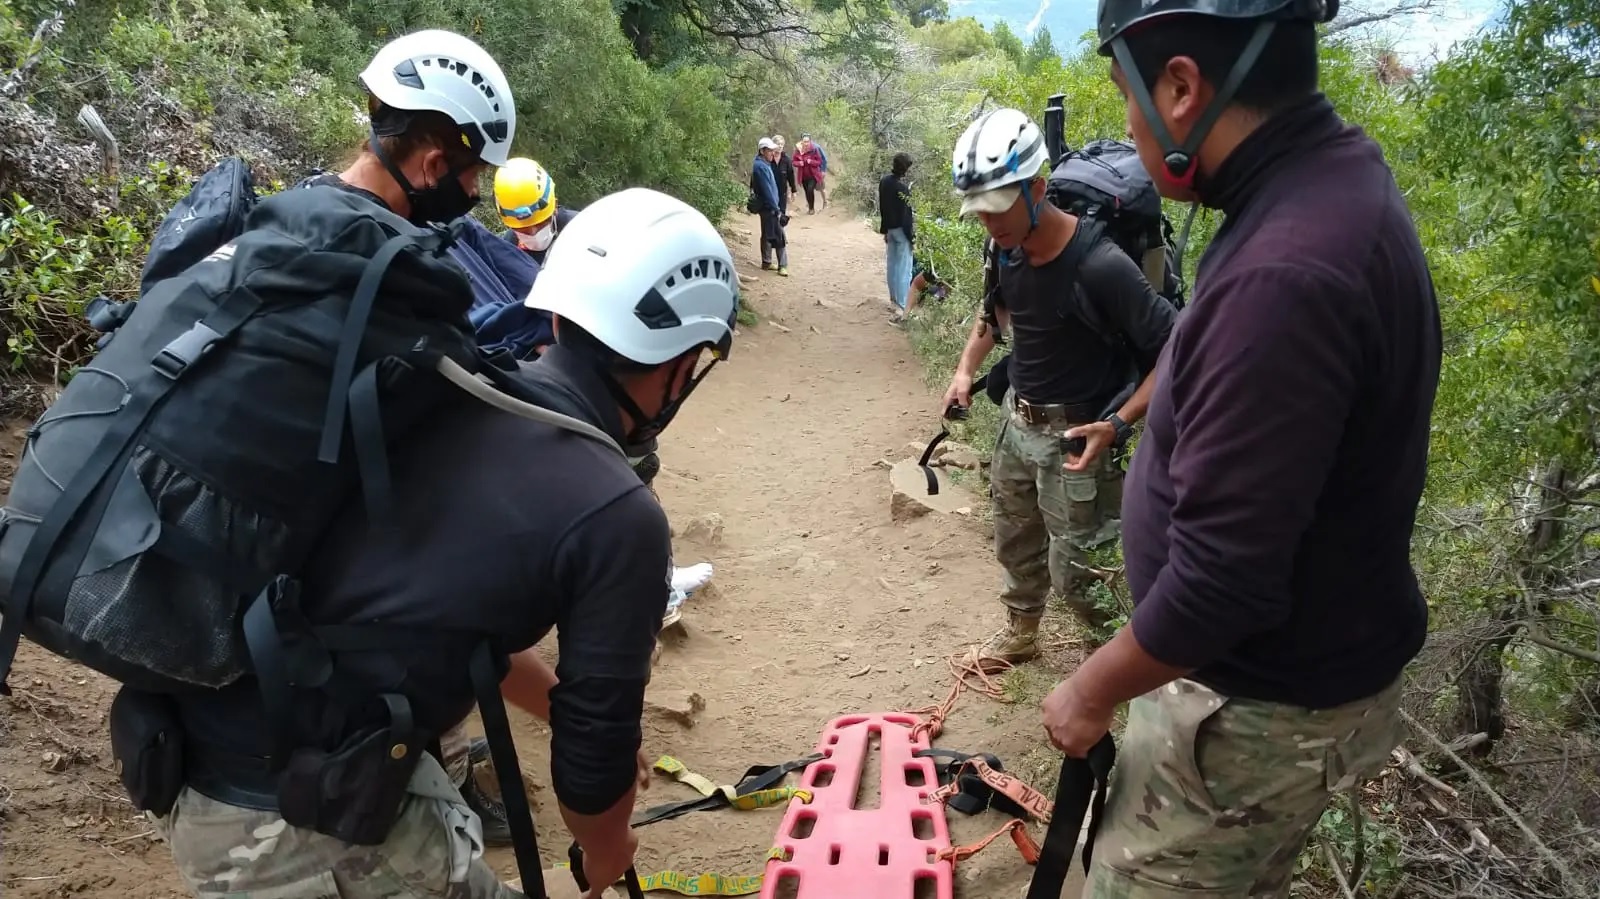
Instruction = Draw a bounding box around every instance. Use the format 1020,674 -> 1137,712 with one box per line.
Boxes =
152,321 -> 224,379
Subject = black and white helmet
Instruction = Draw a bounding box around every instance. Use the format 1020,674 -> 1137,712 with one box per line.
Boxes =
950,108 -> 1050,215
359,30 -> 516,166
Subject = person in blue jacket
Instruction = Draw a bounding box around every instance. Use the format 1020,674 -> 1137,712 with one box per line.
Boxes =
751,137 -> 789,275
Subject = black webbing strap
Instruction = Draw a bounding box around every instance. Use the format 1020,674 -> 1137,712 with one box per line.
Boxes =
0,283 -> 262,694
628,753 -> 825,828
1025,734 -> 1116,899
469,641 -> 546,899
918,429 -> 952,496
317,233 -> 419,465
567,843 -> 646,899
242,577 -> 333,770
345,361 -> 393,523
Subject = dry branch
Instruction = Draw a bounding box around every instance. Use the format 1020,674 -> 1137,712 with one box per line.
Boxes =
1400,709 -> 1585,895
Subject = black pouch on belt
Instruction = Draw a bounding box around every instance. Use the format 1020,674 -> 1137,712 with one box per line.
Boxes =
109,687 -> 187,817
277,693 -> 429,846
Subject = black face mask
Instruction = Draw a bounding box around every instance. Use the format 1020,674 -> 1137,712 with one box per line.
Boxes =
407,171 -> 479,226
368,133 -> 480,226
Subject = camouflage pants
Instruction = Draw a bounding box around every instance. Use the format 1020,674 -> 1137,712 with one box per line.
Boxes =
441,721 -> 472,789
154,752 -> 521,899
1085,677 -> 1405,898
989,391 -> 1124,627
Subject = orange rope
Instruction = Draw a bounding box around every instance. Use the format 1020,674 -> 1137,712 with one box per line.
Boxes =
905,650 -> 1016,742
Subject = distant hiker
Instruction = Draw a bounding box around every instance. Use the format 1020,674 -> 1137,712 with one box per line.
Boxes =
944,107 -> 1175,669
807,133 -> 831,209
771,134 -> 798,215
495,156 -> 579,268
752,137 -> 789,276
793,136 -> 826,213
1041,0 -> 1441,895
879,152 -> 916,321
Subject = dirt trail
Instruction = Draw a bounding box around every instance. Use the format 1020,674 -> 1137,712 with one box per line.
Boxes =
0,207 -> 1085,898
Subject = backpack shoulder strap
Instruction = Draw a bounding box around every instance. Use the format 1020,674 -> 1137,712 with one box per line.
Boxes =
438,357 -> 625,458
1060,217 -> 1119,350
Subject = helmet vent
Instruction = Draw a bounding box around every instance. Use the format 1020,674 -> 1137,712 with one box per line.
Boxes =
635,287 -> 685,331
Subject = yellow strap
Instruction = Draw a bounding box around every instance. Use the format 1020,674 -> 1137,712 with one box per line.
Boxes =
728,787 -> 811,810
653,755 -> 723,798
555,848 -> 791,897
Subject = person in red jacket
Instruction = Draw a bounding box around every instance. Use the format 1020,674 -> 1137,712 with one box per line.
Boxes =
792,137 -> 826,214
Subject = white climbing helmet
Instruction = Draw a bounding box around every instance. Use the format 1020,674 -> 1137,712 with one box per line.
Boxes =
525,188 -> 738,366
951,107 -> 1049,215
359,29 -> 517,166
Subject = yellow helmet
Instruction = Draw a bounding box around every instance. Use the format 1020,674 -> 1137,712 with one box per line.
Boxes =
494,157 -> 557,229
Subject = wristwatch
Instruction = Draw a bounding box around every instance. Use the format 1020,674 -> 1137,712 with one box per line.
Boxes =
1105,413 -> 1133,445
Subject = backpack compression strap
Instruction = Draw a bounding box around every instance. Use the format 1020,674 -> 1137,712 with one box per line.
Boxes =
1025,734 -> 1116,898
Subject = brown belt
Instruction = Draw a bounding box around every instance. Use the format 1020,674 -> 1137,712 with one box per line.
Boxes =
1011,395 -> 1096,427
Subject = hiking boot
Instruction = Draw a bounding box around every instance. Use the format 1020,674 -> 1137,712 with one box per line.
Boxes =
761,263 -> 775,271
461,767 -> 512,847
965,613 -> 1041,671
776,267 -> 790,277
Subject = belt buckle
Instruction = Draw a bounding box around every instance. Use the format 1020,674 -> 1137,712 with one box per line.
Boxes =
1014,397 -> 1043,426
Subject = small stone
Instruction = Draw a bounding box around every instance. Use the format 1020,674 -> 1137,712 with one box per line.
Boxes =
681,513 -> 725,544
913,659 -> 924,668
41,751 -> 68,773
836,653 -> 851,662
646,691 -> 706,728
848,665 -> 872,679
938,447 -> 982,470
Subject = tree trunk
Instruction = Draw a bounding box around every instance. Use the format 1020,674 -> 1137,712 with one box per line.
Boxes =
1455,462 -> 1568,754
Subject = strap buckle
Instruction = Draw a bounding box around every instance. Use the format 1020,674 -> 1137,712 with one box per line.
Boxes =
152,321 -> 224,380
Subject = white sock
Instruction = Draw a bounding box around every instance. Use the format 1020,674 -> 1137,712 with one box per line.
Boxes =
670,562 -> 714,595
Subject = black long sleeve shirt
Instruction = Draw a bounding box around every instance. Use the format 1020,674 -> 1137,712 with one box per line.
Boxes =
1122,95 -> 1440,709
878,173 -> 914,242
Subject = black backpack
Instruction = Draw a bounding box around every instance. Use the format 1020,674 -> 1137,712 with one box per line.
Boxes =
139,157 -> 259,295
1046,138 -> 1189,308
0,184 -> 507,693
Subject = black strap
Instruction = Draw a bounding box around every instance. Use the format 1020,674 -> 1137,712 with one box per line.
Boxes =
629,753 -> 824,828
918,429 -> 951,496
566,844 -> 646,899
469,641 -> 546,899
1025,734 -> 1116,899
0,284 -> 263,694
317,233 -> 418,465
242,577 -> 333,769
346,361 -> 393,523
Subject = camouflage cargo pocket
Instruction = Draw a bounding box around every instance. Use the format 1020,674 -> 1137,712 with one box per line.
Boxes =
1064,470 -> 1100,533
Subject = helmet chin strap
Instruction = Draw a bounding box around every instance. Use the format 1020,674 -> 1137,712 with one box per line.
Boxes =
1109,20 -> 1278,190
1001,181 -> 1044,264
595,355 -> 719,446
369,132 -> 423,199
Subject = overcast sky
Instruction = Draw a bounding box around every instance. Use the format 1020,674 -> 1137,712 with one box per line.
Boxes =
947,0 -> 1504,65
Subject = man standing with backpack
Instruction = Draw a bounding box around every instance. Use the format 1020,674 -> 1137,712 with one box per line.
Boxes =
0,27 -> 739,899
942,107 -> 1176,670
1040,0 -> 1441,894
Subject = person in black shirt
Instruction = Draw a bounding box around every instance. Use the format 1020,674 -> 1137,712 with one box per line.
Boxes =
879,152 -> 916,320
1040,1 -> 1439,895
942,107 -> 1175,670
771,135 -> 798,214
152,129 -> 740,899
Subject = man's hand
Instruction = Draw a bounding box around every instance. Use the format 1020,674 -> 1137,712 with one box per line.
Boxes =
1041,676 -> 1116,759
580,829 -> 639,899
942,372 -> 973,418
1063,420 -> 1117,472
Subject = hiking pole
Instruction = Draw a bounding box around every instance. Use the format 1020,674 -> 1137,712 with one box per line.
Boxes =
567,843 -> 647,899
1025,733 -> 1117,899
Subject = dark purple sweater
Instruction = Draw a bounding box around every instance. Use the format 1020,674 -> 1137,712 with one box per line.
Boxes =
1122,95 -> 1441,709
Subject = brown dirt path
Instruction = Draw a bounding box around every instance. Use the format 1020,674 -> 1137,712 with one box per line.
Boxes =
0,205 -> 1088,898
